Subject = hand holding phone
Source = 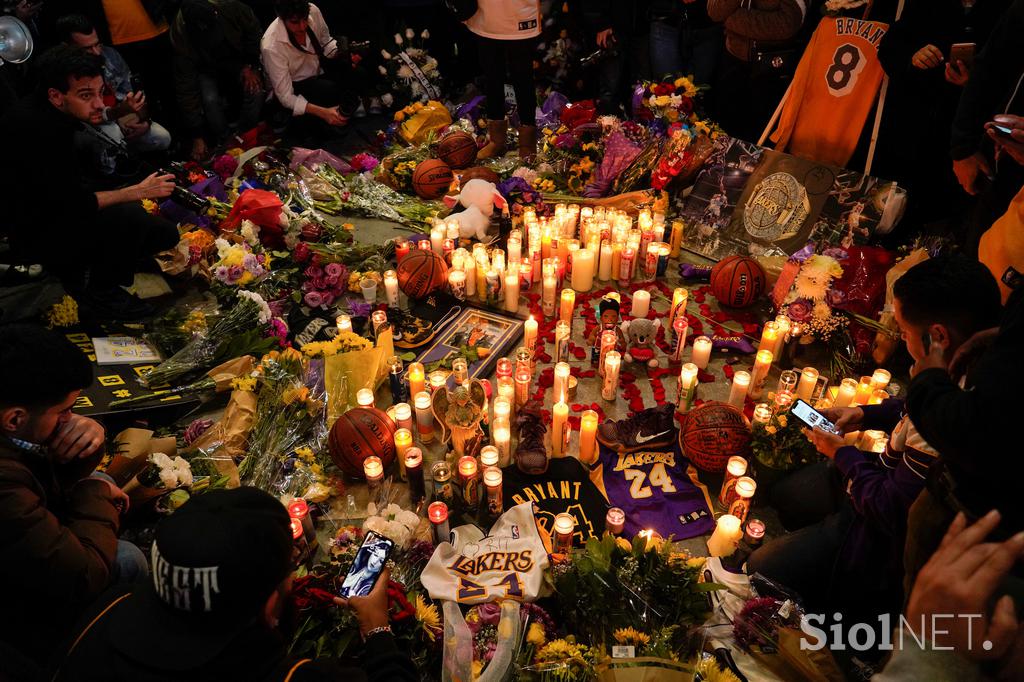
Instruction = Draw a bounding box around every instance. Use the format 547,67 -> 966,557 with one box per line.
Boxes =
790,399 -> 838,434
338,531 -> 394,598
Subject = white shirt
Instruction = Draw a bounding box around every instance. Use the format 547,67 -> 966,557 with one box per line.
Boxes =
260,3 -> 338,116
466,0 -> 541,40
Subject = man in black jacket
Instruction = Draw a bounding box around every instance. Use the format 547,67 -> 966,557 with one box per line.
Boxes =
0,45 -> 178,319
54,487 -> 418,682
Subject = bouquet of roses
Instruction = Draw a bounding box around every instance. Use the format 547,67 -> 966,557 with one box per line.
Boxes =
468,601 -> 556,680
141,290 -> 273,388
298,261 -> 348,311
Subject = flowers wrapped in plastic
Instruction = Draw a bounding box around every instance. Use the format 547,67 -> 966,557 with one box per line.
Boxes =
121,451 -> 193,507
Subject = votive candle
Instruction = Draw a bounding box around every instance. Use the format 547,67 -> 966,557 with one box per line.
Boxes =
717,456 -> 748,508
602,351 -> 621,401
749,350 -> 774,400
336,314 -> 352,334
728,477 -> 756,524
428,501 -> 450,545
691,336 -> 713,370
871,369 -> 891,391
707,514 -> 743,557
797,367 -> 819,402
483,466 -> 503,516
363,456 -> 384,493
632,290 -> 650,318
407,362 -> 425,397
677,362 -> 699,413
560,288 -> 576,326
504,270 -> 520,312
606,507 -> 625,535
728,371 -> 751,409
493,417 -> 511,466
414,391 -> 434,442
834,378 -> 858,408
523,315 -> 538,351
869,389 -> 888,405
579,410 -> 599,464
553,362 -> 571,403
384,270 -> 400,307
553,513 -> 575,554
752,403 -> 772,425
670,316 -> 689,363
457,456 -> 480,508
356,388 -> 375,408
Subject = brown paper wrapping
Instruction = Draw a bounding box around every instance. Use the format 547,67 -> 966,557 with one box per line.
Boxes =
206,355 -> 255,391
188,388 -> 258,488
105,428 -> 163,486
595,657 -> 692,682
745,627 -> 845,682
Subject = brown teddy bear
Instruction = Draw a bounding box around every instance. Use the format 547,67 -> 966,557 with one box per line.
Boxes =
620,318 -> 661,369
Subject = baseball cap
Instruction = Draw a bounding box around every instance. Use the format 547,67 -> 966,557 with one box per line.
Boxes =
106,487 -> 293,670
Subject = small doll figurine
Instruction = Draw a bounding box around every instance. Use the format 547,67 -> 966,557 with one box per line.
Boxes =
587,293 -> 627,366
620,318 -> 662,368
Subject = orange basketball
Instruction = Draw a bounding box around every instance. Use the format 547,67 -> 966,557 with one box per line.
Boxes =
680,401 -> 752,473
411,158 -> 454,199
329,407 -> 397,478
396,248 -> 448,300
437,131 -> 478,169
710,255 -> 766,309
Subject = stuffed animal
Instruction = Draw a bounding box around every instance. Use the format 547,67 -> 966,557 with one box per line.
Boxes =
620,318 -> 661,368
442,178 -> 508,242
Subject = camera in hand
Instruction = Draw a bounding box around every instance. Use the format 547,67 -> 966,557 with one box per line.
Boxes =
159,163 -> 210,213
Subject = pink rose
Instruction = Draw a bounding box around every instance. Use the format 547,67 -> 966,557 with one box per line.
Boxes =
320,292 -> 335,307
325,262 -> 345,278
787,298 -> 813,323
304,291 -> 324,308
304,265 -> 324,279
325,274 -> 340,287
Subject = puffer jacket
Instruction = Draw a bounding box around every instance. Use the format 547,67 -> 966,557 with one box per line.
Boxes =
708,0 -> 807,61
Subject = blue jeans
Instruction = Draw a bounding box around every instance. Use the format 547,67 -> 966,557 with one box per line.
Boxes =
197,72 -> 264,138
113,540 -> 149,584
681,25 -> 723,87
649,21 -> 682,79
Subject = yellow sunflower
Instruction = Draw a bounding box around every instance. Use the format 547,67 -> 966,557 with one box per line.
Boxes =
414,594 -> 441,641
613,627 -> 651,648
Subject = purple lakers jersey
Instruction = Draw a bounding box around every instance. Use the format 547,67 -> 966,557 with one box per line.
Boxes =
590,442 -> 715,540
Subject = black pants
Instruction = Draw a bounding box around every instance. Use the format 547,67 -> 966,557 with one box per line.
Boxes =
712,51 -> 791,143
477,36 -> 537,125
289,73 -> 362,141
17,203 -> 178,290
117,32 -> 180,135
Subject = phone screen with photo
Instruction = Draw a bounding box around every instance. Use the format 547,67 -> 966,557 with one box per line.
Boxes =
791,399 -> 837,434
338,531 -> 395,598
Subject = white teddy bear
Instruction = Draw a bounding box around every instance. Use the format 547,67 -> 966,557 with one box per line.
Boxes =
442,178 -> 508,243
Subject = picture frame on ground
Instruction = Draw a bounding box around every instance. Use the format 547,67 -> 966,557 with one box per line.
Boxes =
416,307 -> 523,381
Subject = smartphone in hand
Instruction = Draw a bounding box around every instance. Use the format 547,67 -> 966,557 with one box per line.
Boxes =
338,531 -> 394,598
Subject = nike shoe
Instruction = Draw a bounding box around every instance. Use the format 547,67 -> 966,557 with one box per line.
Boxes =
513,401 -> 549,475
596,403 -> 677,452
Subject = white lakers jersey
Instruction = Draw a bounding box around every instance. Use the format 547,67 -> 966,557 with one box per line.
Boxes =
421,502 -> 550,605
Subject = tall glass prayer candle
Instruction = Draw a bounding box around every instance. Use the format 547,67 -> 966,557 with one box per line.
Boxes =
655,243 -> 670,277
287,498 -> 315,544
480,445 -> 500,469
858,430 -> 887,451
602,351 -> 621,401
559,289 -> 576,326
448,270 -> 467,300
758,321 -> 779,355
579,410 -> 599,464
542,273 -> 557,317
431,461 -> 454,505
519,260 -> 533,291
464,256 -> 477,298
363,456 -> 384,497
417,239 -> 431,251
834,377 -> 858,408
475,262 -> 487,302
394,237 -> 410,263
404,447 -> 425,504
642,243 -> 659,281
356,388 -> 375,408
484,269 -> 500,306
497,377 -> 515,418
774,390 -> 794,414
773,315 -> 791,356
336,314 -> 352,334
389,356 -> 409,404
707,514 -> 743,557
407,362 -> 425,397
553,513 -> 575,554
670,316 -> 689,363
691,336 -> 713,370
551,401 -> 569,457
869,389 -> 888,405
554,321 -> 571,364
514,365 -> 531,408
553,362 -> 571,403
445,219 -> 460,241
457,456 -> 480,508
618,247 -> 635,287
599,242 -> 613,280
797,367 -> 819,402
752,403 -> 772,425
541,230 -> 552,260
483,467 -> 503,516
566,242 -> 579,278
382,270 -> 400,308
728,477 -> 756,524
749,349 -> 774,400
430,226 -> 444,254
669,220 -> 684,258
446,359 -> 466,389
677,363 -> 699,413
496,358 -> 513,381
394,428 -> 412,477
571,248 -> 595,291
414,391 -> 434,442
428,501 -> 450,545
611,243 -> 622,280
599,329 -> 618,377
728,371 -> 751,409
493,396 -> 512,424
508,236 -> 522,264
451,249 -> 465,273
631,290 -> 650,318
854,376 -> 873,405
504,270 -> 520,312
443,238 -> 455,262
605,507 -> 625,535
492,250 -> 506,278
523,316 -> 538,352
493,418 -> 511,466
777,370 -> 798,396
871,369 -> 891,391
394,402 -> 413,433
668,287 -> 688,330
371,310 -> 389,339
717,456 -> 748,509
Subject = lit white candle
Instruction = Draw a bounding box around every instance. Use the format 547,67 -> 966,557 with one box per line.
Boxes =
542,275 -> 557,316
571,248 -> 595,292
579,410 -> 599,464
504,270 -> 520,312
869,389 -> 888,405
834,378 -> 858,408
430,227 -> 444,255
691,336 -> 713,370
553,362 -> 571,403
871,369 -> 891,391
602,351 -> 621,401
717,456 -> 748,508
336,314 -> 352,334
551,401 -> 569,456
480,445 -> 500,468
758,321 -> 779,356
394,428 -> 412,477
728,370 -> 751,409
668,287 -> 688,330
773,315 -> 791,357
797,367 -> 819,402
407,362 -> 425,398
493,418 -> 511,466
632,290 -> 650,318
677,362 -> 698,413
363,455 -> 384,491
560,288 -> 576,326
448,269 -> 467,301
394,402 -> 413,433
752,403 -> 773,424
728,477 -> 756,523
599,242 -> 613,280
356,388 -> 375,408
384,270 -> 400,307
493,396 -> 512,424
523,315 -> 538,351
707,514 -> 743,557
464,256 -> 477,298
749,349 -> 774,400
508,236 -> 522,264
414,391 -> 434,443
553,513 -> 575,554
483,466 -> 503,515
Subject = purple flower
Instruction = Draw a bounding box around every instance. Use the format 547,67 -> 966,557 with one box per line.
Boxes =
497,176 -> 531,200
554,132 -> 577,149
243,253 -> 259,271
348,300 -> 373,318
325,262 -> 346,279
475,602 -> 501,625
227,265 -> 244,282
304,291 -> 324,308
214,265 -> 230,281
787,298 -> 813,323
826,288 -> 845,307
183,418 -> 214,445
822,246 -> 848,261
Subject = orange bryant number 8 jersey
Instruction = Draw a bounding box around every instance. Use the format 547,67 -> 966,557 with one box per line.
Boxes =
770,17 -> 889,167
421,503 -> 550,605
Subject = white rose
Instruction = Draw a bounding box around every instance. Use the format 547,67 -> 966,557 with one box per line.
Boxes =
150,452 -> 172,469
158,468 -> 178,489
366,501 -> 379,517
386,520 -> 410,547
172,457 -> 193,487
363,516 -> 387,535
397,510 -> 420,530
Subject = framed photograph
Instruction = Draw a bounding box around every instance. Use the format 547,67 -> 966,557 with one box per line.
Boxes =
416,307 -> 523,380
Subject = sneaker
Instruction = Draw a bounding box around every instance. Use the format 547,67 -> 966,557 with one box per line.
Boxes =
596,403 -> 677,452
513,401 -> 549,475
77,286 -> 155,321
